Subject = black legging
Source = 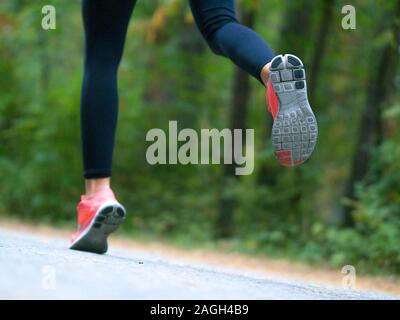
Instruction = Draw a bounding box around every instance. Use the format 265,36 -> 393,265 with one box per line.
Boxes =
81,0 -> 274,179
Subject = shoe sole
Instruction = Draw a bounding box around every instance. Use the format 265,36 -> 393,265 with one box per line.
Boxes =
69,203 -> 126,254
269,54 -> 318,166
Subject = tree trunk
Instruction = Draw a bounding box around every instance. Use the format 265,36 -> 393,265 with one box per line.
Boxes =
308,0 -> 335,104
143,4 -> 205,111
38,28 -> 50,105
278,0 -> 314,57
216,5 -> 255,238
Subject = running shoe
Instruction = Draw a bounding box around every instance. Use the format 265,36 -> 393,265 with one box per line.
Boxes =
69,188 -> 126,254
266,54 -> 318,166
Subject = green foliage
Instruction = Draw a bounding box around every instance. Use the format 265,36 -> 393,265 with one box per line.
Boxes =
0,0 -> 399,275
299,138 -> 400,274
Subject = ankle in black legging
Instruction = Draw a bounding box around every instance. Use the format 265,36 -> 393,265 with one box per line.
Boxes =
81,0 -> 274,179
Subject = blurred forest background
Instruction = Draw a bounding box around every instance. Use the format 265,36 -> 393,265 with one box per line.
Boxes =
0,0 -> 399,275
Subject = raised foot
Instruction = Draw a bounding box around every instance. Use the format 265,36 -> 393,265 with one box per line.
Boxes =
268,54 -> 318,166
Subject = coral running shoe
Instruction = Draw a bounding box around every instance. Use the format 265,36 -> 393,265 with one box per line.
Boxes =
69,188 -> 126,254
266,54 -> 318,166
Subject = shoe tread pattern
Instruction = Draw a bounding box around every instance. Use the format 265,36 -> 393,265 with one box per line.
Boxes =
269,54 -> 318,165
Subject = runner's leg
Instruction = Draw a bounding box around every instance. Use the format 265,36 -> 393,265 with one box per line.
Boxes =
81,0 -> 137,186
189,0 -> 274,84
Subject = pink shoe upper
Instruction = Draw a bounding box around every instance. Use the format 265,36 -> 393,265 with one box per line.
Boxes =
70,188 -> 117,244
266,79 -> 280,119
